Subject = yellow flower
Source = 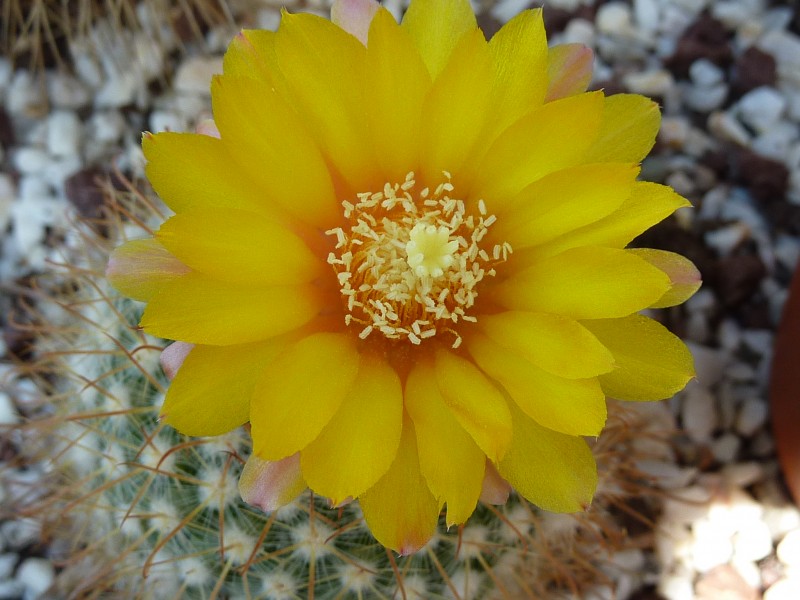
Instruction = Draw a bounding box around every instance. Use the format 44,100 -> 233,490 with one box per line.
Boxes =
107,0 -> 700,554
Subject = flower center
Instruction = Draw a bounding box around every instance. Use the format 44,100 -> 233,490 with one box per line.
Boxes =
326,172 -> 511,348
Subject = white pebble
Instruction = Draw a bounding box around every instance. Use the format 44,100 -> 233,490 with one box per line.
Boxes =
708,110 -> 751,145
659,117 -> 690,147
624,69 -> 674,96
722,462 -> 765,487
734,520 -> 774,562
737,87 -> 787,133
42,156 -> 82,189
0,553 -> 16,579
46,110 -> 82,158
88,110 -> 126,144
659,574 -> 694,600
765,577 -> 800,600
490,0 -> 532,23
690,59 -> 725,87
174,57 -> 223,96
0,519 -> 40,550
741,329 -> 773,356
562,19 -> 596,48
686,342 -> 726,387
13,147 -> 49,174
712,0 -> 757,27
17,557 -> 54,599
736,398 -> 769,436
693,519 -> 734,571
778,529 -> 800,566
0,392 -> 18,425
633,0 -> 660,31
637,460 -> 698,489
758,30 -> 800,72
0,581 -> 25,598
149,110 -> 186,134
710,433 -> 740,463
752,124 -> 797,162
7,71 -> 42,115
47,73 -> 91,109
684,83 -> 729,112
704,223 -> 749,256
96,72 -> 138,108
681,384 -> 717,443
596,2 -> 634,35
763,506 -> 800,541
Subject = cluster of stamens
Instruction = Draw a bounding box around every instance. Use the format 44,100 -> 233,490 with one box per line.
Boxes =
326,172 -> 511,348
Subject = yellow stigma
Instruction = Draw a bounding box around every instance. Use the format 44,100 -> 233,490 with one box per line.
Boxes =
405,223 -> 459,278
326,172 -> 511,347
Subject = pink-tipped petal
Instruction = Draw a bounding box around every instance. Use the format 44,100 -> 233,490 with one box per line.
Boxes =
106,238 -> 191,302
479,461 -> 512,505
159,342 -> 194,380
628,249 -> 702,308
546,44 -> 594,102
331,0 -> 381,45
196,118 -> 221,138
239,453 -> 306,513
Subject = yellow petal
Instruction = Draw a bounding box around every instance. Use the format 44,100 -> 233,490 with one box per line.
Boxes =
155,208 -> 323,286
401,0 -> 477,78
538,182 -> 692,256
584,94 -> 661,163
139,273 -> 322,345
419,28 -> 492,185
106,238 -> 189,302
433,349 -> 512,462
582,315 -> 695,401
211,75 -> 338,227
493,247 -> 671,319
365,8 -> 431,183
251,333 -> 360,460
472,91 -> 604,208
359,415 -> 441,555
494,163 -> 639,246
301,356 -> 403,505
239,453 -> 306,512
275,12 -> 377,191
628,249 -> 702,308
466,332 -> 607,437
223,30 -> 273,80
498,401 -> 597,513
161,339 -> 290,436
477,311 -> 614,379
143,132 -> 268,214
487,9 -> 548,135
546,43 -> 593,101
405,361 -> 485,526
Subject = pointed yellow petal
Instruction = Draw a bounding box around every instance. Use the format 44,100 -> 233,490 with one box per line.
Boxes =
239,453 -> 306,512
494,247 -> 671,319
546,44 -> 593,102
161,339 -> 291,436
628,249 -> 702,308
106,238 -> 190,302
585,94 -> 661,163
466,332 -> 607,437
275,12 -> 377,191
301,357 -> 403,505
222,29 -> 291,99
473,91 -> 604,207
155,208 -> 323,286
419,28 -> 492,185
251,333 -> 360,460
433,349 -> 512,462
477,311 -> 614,379
538,182 -> 692,256
487,9 -> 548,134
401,0 -> 476,78
406,361 -> 485,526
140,273 -> 322,345
332,0 -> 380,45
143,132 -> 268,214
495,163 -> 639,246
498,401 -> 597,513
360,415 -> 441,555
582,315 -> 695,401
211,75 -> 338,227
365,8 -> 431,183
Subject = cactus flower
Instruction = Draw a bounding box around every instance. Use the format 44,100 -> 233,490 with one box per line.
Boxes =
107,0 -> 700,554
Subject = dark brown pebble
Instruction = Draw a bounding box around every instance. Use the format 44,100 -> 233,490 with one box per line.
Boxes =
477,11 -> 504,39
666,13 -> 734,78
714,254 -> 767,308
731,46 -> 777,98
0,106 -> 15,150
542,8 -> 573,35
735,149 -> 789,203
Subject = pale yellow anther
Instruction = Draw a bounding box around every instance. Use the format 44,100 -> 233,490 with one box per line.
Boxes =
405,223 -> 459,278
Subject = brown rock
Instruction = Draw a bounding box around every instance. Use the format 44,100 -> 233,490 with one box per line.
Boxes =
695,565 -> 759,600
